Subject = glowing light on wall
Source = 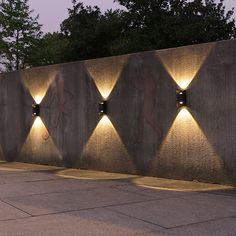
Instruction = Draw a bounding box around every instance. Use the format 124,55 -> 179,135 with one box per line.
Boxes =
33,117 -> 43,129
19,117 -> 62,163
156,44 -> 214,89
81,115 -> 136,173
152,108 -> 228,180
32,92 -> 48,105
34,94 -> 45,105
85,57 -> 128,99
20,69 -> 57,104
98,115 -> 111,127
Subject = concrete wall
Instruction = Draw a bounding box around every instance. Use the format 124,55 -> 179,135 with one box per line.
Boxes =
0,39 -> 236,184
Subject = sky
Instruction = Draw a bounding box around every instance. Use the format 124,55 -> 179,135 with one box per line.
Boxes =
29,0 -> 236,33
28,0 -> 124,33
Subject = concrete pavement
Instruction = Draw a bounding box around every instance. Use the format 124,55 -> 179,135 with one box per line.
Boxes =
0,162 -> 235,236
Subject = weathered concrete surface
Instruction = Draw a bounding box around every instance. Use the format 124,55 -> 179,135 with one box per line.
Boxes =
1,39 -> 236,184
0,163 -> 235,236
0,71 -> 32,162
189,40 -> 236,183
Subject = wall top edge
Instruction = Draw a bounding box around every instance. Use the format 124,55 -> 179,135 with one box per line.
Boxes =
0,38 -> 235,76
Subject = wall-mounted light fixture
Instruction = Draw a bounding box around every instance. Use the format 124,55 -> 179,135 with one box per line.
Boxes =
176,90 -> 187,107
32,103 -> 40,117
99,101 -> 107,115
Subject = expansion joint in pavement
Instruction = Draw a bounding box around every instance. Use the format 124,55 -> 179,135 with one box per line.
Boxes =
0,198 -> 33,217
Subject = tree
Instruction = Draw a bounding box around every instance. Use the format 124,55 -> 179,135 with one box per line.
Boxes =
58,0 -> 236,62
113,0 -> 236,53
0,0 -> 42,71
28,32 -> 69,67
60,1 -> 124,61
4,0 -> 232,68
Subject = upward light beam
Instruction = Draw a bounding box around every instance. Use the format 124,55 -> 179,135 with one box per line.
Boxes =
20,69 -> 57,104
157,44 -> 214,89
85,56 -> 128,99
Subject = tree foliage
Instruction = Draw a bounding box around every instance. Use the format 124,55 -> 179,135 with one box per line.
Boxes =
113,0 -> 236,52
28,32 -> 69,67
60,0 -> 236,61
60,1 -> 125,62
0,0 -> 42,71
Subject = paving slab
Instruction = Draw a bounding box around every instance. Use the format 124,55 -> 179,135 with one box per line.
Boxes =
0,169 -> 25,175
108,192 -> 236,228
207,188 -> 236,197
3,187 -> 156,216
0,172 -> 61,184
0,208 -> 163,236
115,185 -> 190,199
0,162 -> 63,172
0,178 -> 130,198
0,163 -> 235,236
139,217 -> 236,236
0,201 -> 29,221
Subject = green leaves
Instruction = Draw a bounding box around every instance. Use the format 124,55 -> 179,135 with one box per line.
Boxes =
112,0 -> 236,50
0,0 -> 42,71
58,0 -> 236,63
27,32 -> 69,67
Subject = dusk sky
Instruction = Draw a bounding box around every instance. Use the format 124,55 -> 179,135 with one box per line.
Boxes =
29,0 -> 236,33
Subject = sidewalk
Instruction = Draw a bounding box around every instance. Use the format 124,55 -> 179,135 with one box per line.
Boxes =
0,161 -> 235,236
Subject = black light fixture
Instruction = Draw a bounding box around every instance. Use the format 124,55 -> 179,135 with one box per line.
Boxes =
32,103 -> 40,117
99,101 -> 107,115
176,90 -> 187,107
